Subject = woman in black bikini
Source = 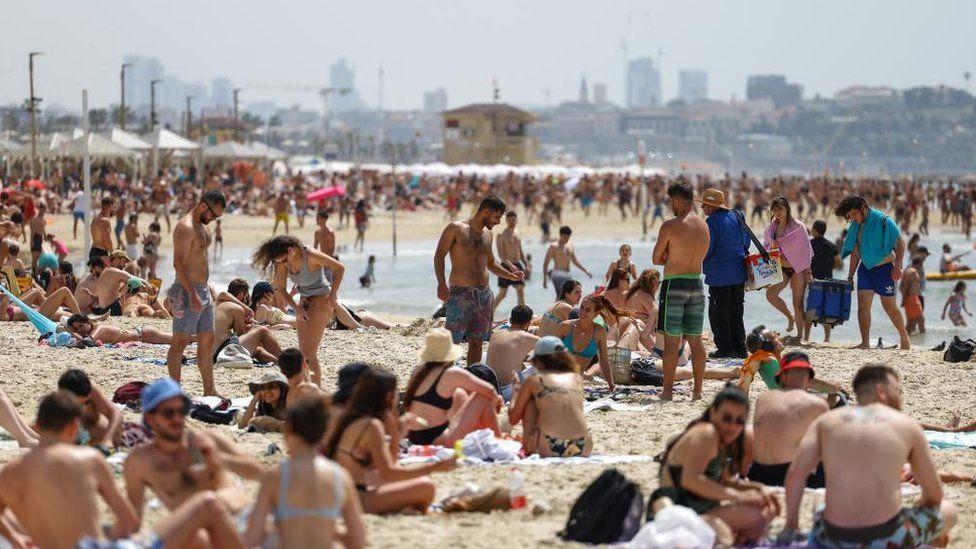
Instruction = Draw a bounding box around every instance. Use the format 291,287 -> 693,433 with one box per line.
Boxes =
403,328 -> 502,446
324,367 -> 455,514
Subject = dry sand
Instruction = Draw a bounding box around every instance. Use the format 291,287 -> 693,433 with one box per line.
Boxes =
0,316 -> 975,547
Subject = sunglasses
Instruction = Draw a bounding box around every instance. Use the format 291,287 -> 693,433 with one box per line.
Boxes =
719,413 -> 747,426
156,405 -> 189,419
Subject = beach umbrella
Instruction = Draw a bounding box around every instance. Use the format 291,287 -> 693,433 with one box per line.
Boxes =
0,284 -> 57,338
307,185 -> 346,202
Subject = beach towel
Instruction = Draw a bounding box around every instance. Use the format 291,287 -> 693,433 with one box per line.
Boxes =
764,219 -> 813,273
840,208 -> 899,269
925,430 -> 976,449
400,452 -> 653,468
0,283 -> 57,337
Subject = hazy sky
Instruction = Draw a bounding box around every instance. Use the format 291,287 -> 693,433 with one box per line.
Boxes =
1,0 -> 974,113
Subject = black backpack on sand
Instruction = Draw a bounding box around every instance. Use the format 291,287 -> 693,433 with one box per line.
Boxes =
630,357 -> 664,386
560,468 -> 644,544
944,336 -> 976,363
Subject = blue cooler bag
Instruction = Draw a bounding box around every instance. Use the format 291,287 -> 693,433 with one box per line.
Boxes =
805,279 -> 853,326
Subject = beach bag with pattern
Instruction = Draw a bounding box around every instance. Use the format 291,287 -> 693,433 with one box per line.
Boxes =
944,336 -> 976,363
560,468 -> 644,544
608,346 -> 633,385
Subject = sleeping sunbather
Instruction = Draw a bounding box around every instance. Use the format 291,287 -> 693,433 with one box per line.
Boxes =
64,314 -> 172,345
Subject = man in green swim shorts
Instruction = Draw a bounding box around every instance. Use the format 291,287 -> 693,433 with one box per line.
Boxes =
652,180 -> 710,400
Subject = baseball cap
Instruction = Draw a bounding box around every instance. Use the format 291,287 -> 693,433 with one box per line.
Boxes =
333,362 -> 370,404
127,277 -> 144,290
141,378 -> 190,415
531,336 -> 566,359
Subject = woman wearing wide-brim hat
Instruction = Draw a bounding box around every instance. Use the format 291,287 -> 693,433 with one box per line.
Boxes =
402,328 -> 503,446
239,371 -> 290,431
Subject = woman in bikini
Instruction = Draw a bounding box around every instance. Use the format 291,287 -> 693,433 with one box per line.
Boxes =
552,294 -> 618,392
603,268 -> 631,311
604,243 -> 638,283
649,386 -> 778,545
250,282 -> 296,329
64,314 -> 172,344
245,397 -> 365,548
253,235 -> 346,386
509,336 -> 590,458
763,197 -> 813,341
537,279 -> 582,337
324,367 -> 455,514
403,328 -> 502,446
0,286 -> 83,322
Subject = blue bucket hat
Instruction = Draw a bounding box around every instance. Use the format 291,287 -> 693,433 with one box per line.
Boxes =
141,378 -> 190,415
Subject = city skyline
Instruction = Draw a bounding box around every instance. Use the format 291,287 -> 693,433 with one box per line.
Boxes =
0,0 -> 973,114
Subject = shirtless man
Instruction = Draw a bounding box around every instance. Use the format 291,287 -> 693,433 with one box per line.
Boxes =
747,352 -> 829,488
277,347 -> 324,408
28,201 -> 46,272
313,209 -> 336,258
89,196 -> 115,262
124,378 -> 264,541
784,364 -> 957,546
66,313 -> 173,345
57,368 -> 123,449
485,305 -> 539,402
273,192 -> 290,235
114,198 -> 128,250
542,225 -> 592,299
214,279 -> 282,364
652,180 -> 710,400
83,256 -> 149,316
152,177 -> 172,232
435,195 -> 524,365
0,391 -> 244,549
123,213 -> 140,261
166,190 -> 225,396
900,255 -> 925,335
492,211 -> 531,312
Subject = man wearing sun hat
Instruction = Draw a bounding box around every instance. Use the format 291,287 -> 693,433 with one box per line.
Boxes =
747,352 -> 829,488
699,187 -> 751,359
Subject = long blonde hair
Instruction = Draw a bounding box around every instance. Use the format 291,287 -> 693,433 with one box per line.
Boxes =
626,269 -> 661,301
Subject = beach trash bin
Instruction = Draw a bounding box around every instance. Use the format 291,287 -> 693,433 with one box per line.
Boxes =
805,279 -> 853,326
744,250 -> 783,291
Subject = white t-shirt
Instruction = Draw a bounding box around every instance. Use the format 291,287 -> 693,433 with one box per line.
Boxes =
72,191 -> 87,213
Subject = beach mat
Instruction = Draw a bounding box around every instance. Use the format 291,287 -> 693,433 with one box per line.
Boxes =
401,453 -> 653,467
925,431 -> 976,449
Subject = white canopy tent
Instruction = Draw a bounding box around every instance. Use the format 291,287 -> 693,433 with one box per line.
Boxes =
60,133 -> 139,159
142,128 -> 200,176
0,139 -> 23,154
105,128 -> 152,152
203,141 -> 265,159
247,141 -> 288,161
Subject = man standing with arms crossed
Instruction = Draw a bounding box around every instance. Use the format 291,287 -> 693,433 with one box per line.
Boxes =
435,195 -> 524,366
167,190 -> 225,396
652,180 -> 710,401
492,210 -> 531,312
783,364 -> 956,546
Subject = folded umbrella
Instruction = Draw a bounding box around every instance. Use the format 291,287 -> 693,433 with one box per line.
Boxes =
307,185 -> 346,202
0,284 -> 58,337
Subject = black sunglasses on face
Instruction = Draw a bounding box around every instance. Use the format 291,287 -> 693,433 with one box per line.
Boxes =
156,405 -> 189,419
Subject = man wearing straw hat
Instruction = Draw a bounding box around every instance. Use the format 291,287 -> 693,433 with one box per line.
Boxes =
699,188 -> 751,359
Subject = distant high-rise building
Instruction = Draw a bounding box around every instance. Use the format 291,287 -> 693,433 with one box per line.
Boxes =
423,87 -> 448,113
123,55 -> 164,110
593,83 -> 608,104
329,58 -> 363,113
578,75 -> 589,103
746,74 -> 803,108
211,77 -> 234,110
678,70 -> 708,103
626,57 -> 661,109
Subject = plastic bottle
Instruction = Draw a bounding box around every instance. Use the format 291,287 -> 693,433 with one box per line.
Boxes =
407,445 -> 437,457
508,468 -> 526,509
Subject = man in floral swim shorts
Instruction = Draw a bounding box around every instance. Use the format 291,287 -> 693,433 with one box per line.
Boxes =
435,195 -> 524,365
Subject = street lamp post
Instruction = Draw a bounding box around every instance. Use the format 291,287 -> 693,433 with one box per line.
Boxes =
120,62 -> 132,130
233,88 -> 241,139
149,79 -> 162,131
27,51 -> 44,177
184,96 -> 193,136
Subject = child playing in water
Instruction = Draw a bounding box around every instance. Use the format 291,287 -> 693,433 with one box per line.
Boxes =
942,281 -> 973,326
359,255 -> 375,288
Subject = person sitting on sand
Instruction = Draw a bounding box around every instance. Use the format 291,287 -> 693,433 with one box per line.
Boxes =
603,268 -> 632,311
326,362 -> 370,440
82,256 -> 151,317
121,278 -> 170,319
57,369 -> 123,450
1,242 -> 24,271
649,385 -> 779,545
508,336 -> 591,458
245,396 -> 365,549
238,371 -> 289,432
324,367 -> 456,514
0,389 -> 38,448
537,279 -> 582,337
0,391 -> 245,549
250,281 -> 295,329
747,352 -> 829,488
403,328 -> 503,446
277,348 -> 324,410
214,278 -> 282,364
65,313 -> 172,345
783,364 -> 957,547
124,378 -> 265,531
553,294 -> 617,391
737,326 -> 844,401
0,286 -> 83,322
485,305 -> 539,402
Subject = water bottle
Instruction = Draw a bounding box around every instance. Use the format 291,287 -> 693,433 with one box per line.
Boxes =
407,445 -> 437,457
508,468 -> 526,509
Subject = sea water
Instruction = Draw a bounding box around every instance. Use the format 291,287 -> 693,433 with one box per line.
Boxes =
157,227 -> 974,348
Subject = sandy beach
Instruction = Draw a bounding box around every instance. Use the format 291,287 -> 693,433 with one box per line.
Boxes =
1,311 -> 975,546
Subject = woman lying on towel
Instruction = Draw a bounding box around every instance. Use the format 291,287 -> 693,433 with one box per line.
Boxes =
64,313 -> 172,345
0,287 -> 83,322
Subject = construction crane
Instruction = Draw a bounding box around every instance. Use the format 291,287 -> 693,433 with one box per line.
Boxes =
245,83 -> 351,119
